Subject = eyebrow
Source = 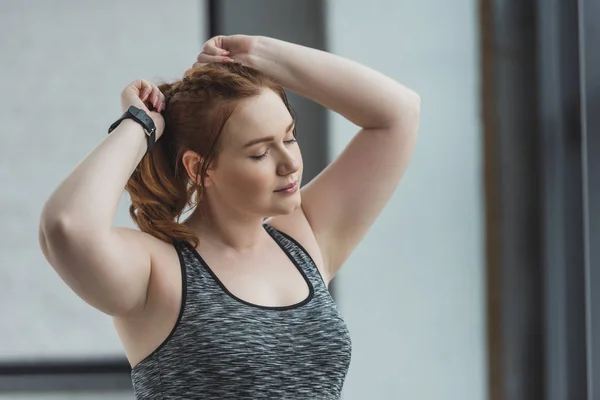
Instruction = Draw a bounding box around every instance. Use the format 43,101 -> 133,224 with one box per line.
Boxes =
243,120 -> 296,148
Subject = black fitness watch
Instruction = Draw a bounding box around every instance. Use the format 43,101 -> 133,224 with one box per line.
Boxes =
108,105 -> 157,153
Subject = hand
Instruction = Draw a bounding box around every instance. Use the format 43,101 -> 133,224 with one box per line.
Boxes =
120,79 -> 165,140
193,34 -> 258,68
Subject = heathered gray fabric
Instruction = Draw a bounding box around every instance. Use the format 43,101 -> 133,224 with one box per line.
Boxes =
131,223 -> 353,399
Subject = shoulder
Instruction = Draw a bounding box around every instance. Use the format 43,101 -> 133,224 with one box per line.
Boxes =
265,205 -> 331,287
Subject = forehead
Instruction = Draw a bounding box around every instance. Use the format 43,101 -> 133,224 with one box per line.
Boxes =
222,89 -> 292,147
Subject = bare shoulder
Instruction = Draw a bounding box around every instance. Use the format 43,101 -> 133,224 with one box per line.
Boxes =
265,206 -> 331,288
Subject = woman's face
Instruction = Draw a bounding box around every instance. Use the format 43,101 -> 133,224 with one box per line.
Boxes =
205,89 -> 303,218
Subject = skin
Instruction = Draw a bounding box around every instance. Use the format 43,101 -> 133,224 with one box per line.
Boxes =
181,89 -> 303,253
39,35 -> 421,368
190,35 -> 422,279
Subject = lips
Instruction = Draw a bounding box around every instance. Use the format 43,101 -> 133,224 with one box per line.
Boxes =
275,181 -> 297,192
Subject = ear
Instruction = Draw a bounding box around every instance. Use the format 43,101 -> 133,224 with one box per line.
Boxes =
182,150 -> 214,188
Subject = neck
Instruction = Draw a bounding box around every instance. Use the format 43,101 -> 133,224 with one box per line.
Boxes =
183,202 -> 268,254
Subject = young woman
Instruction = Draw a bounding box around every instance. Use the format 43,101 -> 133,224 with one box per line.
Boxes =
39,34 -> 420,399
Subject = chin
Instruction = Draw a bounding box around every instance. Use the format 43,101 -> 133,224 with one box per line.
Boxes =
269,197 -> 301,216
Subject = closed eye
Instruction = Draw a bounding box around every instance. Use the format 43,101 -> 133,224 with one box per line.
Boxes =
250,138 -> 298,161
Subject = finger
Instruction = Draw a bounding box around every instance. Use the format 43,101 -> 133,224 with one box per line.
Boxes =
214,35 -> 233,54
202,40 -> 220,56
158,93 -> 166,112
152,88 -> 162,110
197,51 -> 215,62
138,80 -> 154,101
155,89 -> 165,112
140,86 -> 151,102
196,53 -> 234,64
143,85 -> 160,110
203,36 -> 229,56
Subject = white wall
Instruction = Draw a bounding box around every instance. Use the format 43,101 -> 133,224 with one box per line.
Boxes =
0,0 -> 205,361
326,1 -> 487,399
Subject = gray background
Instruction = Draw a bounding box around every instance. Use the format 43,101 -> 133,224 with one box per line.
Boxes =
327,1 -> 486,399
1,0 -> 204,361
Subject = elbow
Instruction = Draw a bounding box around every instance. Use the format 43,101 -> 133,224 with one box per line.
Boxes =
390,90 -> 421,132
38,205 -> 84,266
402,89 -> 421,119
412,91 -> 421,111
38,214 -> 72,267
39,211 -> 68,250
39,201 -> 89,239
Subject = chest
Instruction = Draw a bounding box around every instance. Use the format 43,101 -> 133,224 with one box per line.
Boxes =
197,240 -> 312,309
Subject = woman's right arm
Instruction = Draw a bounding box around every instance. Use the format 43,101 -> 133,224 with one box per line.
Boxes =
39,80 -> 166,317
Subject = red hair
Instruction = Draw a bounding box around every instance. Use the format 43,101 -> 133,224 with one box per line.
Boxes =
125,63 -> 296,248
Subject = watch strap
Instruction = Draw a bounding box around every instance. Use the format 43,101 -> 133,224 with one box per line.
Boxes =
108,106 -> 157,153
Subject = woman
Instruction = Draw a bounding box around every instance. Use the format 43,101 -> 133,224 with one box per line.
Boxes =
39,34 -> 420,399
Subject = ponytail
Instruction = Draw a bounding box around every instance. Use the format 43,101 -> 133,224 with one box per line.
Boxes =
123,63 -> 294,249
124,82 -> 200,248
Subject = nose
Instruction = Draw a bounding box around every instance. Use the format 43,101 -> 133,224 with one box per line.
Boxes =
277,148 -> 300,176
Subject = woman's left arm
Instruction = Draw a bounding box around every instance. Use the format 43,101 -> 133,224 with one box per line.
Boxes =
203,35 -> 421,280
247,35 -> 420,129
252,36 -> 420,280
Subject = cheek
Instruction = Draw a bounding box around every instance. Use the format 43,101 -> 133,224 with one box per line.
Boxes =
222,162 -> 273,194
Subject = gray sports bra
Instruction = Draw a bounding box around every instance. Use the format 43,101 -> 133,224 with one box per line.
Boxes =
130,223 -> 352,399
